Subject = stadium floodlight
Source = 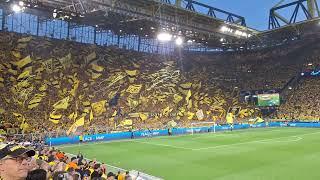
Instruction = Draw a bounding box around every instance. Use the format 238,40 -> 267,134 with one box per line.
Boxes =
52,9 -> 58,18
220,26 -> 234,33
220,26 -> 228,32
53,12 -> 57,18
12,4 -> 22,13
18,1 -> 24,6
220,38 -> 225,42
175,37 -> 183,46
157,32 -> 172,42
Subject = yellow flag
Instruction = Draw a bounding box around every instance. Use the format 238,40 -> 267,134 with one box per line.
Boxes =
128,113 -> 139,118
126,97 -> 139,108
186,90 -> 192,103
126,84 -> 142,94
68,112 -> 75,120
68,112 -> 78,121
28,93 -> 45,109
20,121 -> 29,132
139,113 -> 148,121
75,117 -> 85,126
91,100 -> 106,116
70,80 -> 79,97
13,56 -> 32,69
17,70 -> 31,81
180,82 -> 192,89
66,117 -> 85,135
89,109 -> 94,122
91,63 -> 104,72
112,110 -> 117,117
11,51 -> 21,58
173,94 -> 183,104
0,77 -> 4,88
162,107 -> 172,117
13,112 -> 23,119
91,72 -> 102,79
256,117 -> 264,123
39,84 -> 48,92
187,112 -> 195,120
49,111 -> 62,124
120,119 -> 132,126
125,70 -> 137,76
53,96 -> 70,110
187,99 -> 192,109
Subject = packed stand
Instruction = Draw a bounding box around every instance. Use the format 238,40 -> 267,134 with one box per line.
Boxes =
277,78 -> 320,120
0,31 -> 255,137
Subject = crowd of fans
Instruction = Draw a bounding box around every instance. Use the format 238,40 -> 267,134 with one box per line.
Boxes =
0,29 -> 319,136
0,31 -> 257,136
0,135 -> 133,180
277,78 -> 320,120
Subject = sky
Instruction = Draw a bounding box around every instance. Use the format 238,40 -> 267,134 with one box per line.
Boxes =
184,0 -> 312,31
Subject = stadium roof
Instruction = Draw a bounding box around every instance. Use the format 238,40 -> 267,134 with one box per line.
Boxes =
1,0 -> 319,50
0,0 -> 259,48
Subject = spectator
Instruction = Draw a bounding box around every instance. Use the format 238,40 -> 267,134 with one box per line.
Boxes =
0,144 -> 35,180
26,169 -> 47,180
125,171 -> 132,180
107,172 -> 116,180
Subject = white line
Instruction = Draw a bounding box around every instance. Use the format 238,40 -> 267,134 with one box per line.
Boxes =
133,141 -> 194,150
256,136 -> 302,143
185,128 -> 299,140
192,131 -> 320,151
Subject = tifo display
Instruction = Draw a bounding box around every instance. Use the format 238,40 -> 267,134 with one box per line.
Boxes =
1,0 -> 320,179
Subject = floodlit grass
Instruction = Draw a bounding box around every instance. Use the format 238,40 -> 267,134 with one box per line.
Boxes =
59,127 -> 320,180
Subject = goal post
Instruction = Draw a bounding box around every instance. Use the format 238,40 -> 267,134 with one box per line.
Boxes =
190,121 -> 217,135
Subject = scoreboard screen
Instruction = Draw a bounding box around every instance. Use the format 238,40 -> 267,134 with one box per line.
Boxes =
257,93 -> 280,107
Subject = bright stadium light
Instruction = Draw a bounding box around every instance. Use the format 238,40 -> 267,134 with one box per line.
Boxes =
18,1 -> 24,6
220,26 -> 228,32
157,32 -> 172,42
175,37 -> 183,46
12,4 -> 22,12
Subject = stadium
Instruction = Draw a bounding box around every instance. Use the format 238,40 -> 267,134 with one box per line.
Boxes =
0,0 -> 320,179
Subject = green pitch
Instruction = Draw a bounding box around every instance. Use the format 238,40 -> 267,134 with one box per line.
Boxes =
59,128 -> 320,180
